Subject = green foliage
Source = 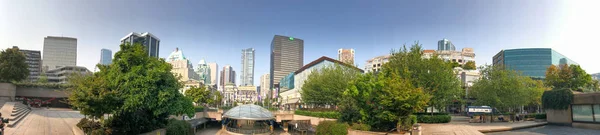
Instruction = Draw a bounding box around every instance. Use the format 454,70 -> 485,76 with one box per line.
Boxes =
38,73 -> 48,83
301,64 -> 361,107
350,123 -> 371,131
316,121 -> 348,135
470,65 -> 540,111
212,90 -> 223,107
416,115 -> 451,123
194,106 -> 204,112
166,119 -> 193,135
13,82 -> 71,89
542,88 -> 573,110
397,115 -> 417,132
185,86 -> 212,105
295,110 -> 341,119
546,64 -> 598,92
450,62 -> 461,68
68,43 -> 194,134
77,118 -> 101,134
0,47 -> 29,82
535,113 -> 547,119
413,112 -> 448,115
462,61 -> 477,70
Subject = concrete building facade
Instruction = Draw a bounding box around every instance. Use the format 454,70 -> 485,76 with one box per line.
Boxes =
423,48 -> 476,66
120,32 -> 160,57
100,48 -> 112,65
43,36 -> 77,71
240,48 -> 255,86
364,55 -> 390,73
166,48 -> 199,82
14,47 -> 42,82
337,48 -> 355,65
270,35 -> 304,95
259,73 -> 270,101
220,65 -> 235,88
208,62 -> 218,88
493,48 -> 577,79
46,66 -> 90,84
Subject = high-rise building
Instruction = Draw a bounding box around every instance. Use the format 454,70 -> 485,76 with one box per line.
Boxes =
14,46 -> 42,82
337,48 -> 355,65
166,48 -> 199,82
270,35 -> 304,95
493,48 -> 577,79
260,73 -> 270,99
438,38 -> 456,51
120,32 -> 160,57
220,65 -> 236,88
194,59 -> 211,85
364,55 -> 390,73
100,48 -> 112,65
240,48 -> 255,86
43,36 -> 77,71
208,62 -> 218,88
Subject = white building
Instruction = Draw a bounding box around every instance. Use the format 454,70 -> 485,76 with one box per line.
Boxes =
167,48 -> 199,82
279,56 -> 364,109
423,48 -> 476,66
454,67 -> 480,97
259,74 -> 270,101
43,36 -> 77,71
223,84 -> 237,106
46,66 -> 90,84
237,86 -> 258,103
208,62 -> 219,88
364,55 -> 390,73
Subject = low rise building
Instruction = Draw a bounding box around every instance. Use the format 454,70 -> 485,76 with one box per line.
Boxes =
237,86 -> 257,103
364,55 -> 390,73
423,48 -> 476,66
46,66 -> 90,84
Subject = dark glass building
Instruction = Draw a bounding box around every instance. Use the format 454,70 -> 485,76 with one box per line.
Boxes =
120,32 -> 160,57
270,35 -> 303,98
493,48 -> 577,79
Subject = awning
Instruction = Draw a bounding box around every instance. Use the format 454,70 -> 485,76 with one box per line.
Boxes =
285,98 -> 301,104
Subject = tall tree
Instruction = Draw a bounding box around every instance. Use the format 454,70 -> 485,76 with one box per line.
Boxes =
0,47 -> 29,82
185,86 -> 212,106
470,65 -> 534,111
545,64 -> 597,92
381,42 -> 462,112
68,43 -> 194,134
462,61 -> 476,70
301,64 -> 361,107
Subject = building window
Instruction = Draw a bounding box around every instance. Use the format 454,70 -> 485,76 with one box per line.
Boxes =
572,104 -> 596,122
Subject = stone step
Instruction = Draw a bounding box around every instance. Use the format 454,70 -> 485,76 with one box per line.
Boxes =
12,106 -> 28,114
7,108 -> 30,127
11,107 -> 28,116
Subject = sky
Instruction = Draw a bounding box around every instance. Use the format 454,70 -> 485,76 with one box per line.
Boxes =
1,0 -> 599,86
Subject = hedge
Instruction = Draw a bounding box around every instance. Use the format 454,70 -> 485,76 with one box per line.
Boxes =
166,119 -> 193,135
542,88 -> 573,110
535,113 -> 547,119
416,114 -> 451,123
194,106 -> 204,112
316,121 -> 348,135
295,110 -> 341,119
14,82 -> 71,89
350,123 -> 371,131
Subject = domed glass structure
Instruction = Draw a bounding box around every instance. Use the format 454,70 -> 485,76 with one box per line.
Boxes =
221,104 -> 274,134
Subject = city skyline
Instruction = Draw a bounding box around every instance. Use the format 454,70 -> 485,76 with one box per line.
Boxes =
2,0 -> 600,87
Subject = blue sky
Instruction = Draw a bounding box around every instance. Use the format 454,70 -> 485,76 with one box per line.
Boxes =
1,0 -> 599,86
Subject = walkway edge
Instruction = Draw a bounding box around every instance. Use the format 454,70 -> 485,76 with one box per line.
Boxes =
478,122 -> 548,133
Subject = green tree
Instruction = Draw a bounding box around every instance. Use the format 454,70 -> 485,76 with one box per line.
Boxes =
212,90 -> 223,107
450,62 -> 461,68
0,47 -> 29,82
185,86 -> 212,106
68,43 -> 194,134
301,64 -> 361,108
462,61 -> 476,70
545,64 -> 597,92
381,43 -> 462,112
38,72 -> 48,83
470,65 -> 534,111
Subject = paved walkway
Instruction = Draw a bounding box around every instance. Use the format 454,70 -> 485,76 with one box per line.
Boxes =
486,125 -> 600,135
421,121 -> 547,135
5,108 -> 84,135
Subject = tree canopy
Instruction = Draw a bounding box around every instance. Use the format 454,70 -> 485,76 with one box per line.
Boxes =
0,47 -> 29,82
545,64 -> 599,92
462,61 -> 476,70
68,43 -> 194,134
185,86 -> 212,106
300,64 -> 361,107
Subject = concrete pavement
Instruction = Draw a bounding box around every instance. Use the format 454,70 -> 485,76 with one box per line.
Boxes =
4,108 -> 84,135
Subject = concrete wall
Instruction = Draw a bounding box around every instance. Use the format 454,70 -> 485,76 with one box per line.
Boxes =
0,83 -> 16,100
573,122 -> 600,130
15,87 -> 69,98
573,93 -> 600,104
546,108 -> 572,126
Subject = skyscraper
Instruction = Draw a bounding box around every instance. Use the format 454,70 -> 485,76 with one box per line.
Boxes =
43,36 -> 77,71
337,48 -> 355,65
270,35 -> 304,94
437,38 -> 456,51
493,48 -> 577,79
195,59 -> 211,85
240,48 -> 255,86
220,65 -> 236,88
14,46 -> 42,82
208,62 -> 219,88
166,48 -> 199,82
260,73 -> 270,99
120,32 -> 160,57
100,48 -> 112,65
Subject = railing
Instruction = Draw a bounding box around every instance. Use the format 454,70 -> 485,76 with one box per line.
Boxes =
225,126 -> 270,134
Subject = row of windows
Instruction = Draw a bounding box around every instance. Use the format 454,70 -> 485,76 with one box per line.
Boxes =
572,104 -> 600,123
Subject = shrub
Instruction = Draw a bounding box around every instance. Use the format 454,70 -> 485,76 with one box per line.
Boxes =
542,88 -> 573,110
166,119 -> 192,135
316,121 -> 348,135
294,110 -> 341,119
413,112 -> 449,115
416,114 -> 451,123
350,123 -> 371,131
524,113 -> 537,118
77,118 -> 102,134
194,106 -> 204,112
535,113 -> 547,119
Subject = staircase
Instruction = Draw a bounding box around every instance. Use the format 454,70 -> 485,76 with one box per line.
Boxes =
7,102 -> 31,127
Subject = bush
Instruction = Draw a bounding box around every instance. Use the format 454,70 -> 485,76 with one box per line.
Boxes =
413,112 -> 449,115
535,113 -> 547,119
524,113 -> 537,119
77,118 -> 102,134
194,106 -> 204,112
295,110 -> 341,119
416,114 -> 451,123
166,119 -> 192,135
316,121 -> 348,135
542,88 -> 573,110
350,123 -> 371,131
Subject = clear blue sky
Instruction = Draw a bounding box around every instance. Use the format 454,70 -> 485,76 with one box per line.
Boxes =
1,0 -> 599,86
